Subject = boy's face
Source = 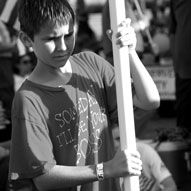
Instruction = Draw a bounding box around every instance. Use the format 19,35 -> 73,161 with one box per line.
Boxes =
31,20 -> 75,68
112,125 -> 121,152
18,55 -> 33,76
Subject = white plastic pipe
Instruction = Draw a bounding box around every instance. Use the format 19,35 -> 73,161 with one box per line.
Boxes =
108,0 -> 140,190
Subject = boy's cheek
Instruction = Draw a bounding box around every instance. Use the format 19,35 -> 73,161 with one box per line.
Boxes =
114,140 -> 121,151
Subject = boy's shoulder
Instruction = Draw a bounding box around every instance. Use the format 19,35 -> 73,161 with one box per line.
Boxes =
71,51 -> 111,71
71,51 -> 99,60
72,51 -> 111,66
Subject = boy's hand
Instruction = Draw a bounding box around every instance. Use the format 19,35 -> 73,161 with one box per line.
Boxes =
106,18 -> 137,53
104,149 -> 142,178
115,18 -> 137,53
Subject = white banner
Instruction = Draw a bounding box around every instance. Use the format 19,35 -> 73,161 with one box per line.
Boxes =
147,66 -> 175,100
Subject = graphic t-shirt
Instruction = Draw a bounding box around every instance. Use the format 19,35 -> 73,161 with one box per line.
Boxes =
9,51 -> 120,191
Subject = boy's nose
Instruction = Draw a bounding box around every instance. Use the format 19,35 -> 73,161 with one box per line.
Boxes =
57,38 -> 67,50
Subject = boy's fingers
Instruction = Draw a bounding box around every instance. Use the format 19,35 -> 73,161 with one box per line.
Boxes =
107,18 -> 131,40
120,18 -> 131,28
106,29 -> 113,40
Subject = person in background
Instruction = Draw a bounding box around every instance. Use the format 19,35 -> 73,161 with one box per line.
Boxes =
13,51 -> 36,92
112,123 -> 178,191
0,102 -> 11,191
73,0 -> 102,54
9,0 -> 160,190
0,20 -> 17,142
0,144 -> 10,191
0,19 -> 18,191
169,0 -> 191,134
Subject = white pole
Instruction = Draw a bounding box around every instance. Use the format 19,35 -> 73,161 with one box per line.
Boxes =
108,0 -> 140,191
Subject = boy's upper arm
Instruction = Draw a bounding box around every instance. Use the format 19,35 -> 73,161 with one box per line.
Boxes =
10,93 -> 56,181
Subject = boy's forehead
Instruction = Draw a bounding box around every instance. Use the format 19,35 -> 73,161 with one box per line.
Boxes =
39,20 -> 74,33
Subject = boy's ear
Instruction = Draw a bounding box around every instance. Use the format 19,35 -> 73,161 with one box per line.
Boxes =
19,31 -> 33,47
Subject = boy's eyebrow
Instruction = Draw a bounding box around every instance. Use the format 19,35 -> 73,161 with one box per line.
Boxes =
41,30 -> 74,39
68,30 -> 74,34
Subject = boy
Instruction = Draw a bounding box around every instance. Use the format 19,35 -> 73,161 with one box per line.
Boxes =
9,0 -> 160,191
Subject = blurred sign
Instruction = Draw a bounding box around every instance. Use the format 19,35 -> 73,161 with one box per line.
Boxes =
146,65 -> 175,100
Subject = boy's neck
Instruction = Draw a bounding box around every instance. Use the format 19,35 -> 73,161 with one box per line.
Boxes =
28,60 -> 73,87
60,60 -> 72,74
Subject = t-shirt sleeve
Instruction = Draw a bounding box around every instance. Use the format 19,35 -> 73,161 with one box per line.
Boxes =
9,93 -> 56,181
138,143 -> 171,183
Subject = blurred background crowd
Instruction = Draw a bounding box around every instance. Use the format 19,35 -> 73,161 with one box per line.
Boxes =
0,0 -> 191,190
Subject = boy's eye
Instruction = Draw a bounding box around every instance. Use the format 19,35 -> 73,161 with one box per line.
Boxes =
65,32 -> 74,38
116,137 -> 120,141
45,33 -> 73,41
44,31 -> 74,41
45,36 -> 58,41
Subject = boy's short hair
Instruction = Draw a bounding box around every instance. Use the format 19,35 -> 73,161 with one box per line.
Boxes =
18,0 -> 75,39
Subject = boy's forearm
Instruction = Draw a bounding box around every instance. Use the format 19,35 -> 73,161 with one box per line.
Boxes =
33,160 -> 116,191
129,51 -> 160,110
33,164 -> 104,190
